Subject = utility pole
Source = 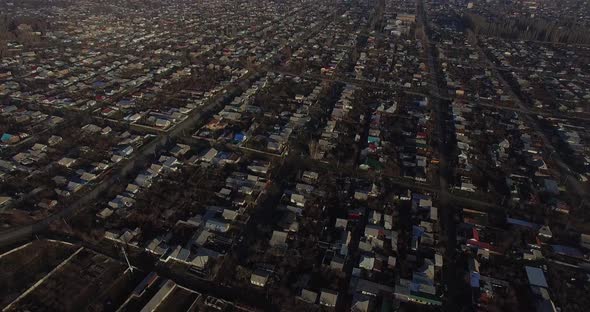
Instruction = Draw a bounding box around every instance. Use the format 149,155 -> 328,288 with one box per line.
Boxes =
578,199 -> 587,219
62,218 -> 71,231
121,245 -> 134,272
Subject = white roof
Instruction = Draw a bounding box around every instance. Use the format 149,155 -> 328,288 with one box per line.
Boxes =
299,289 -> 318,303
538,225 -> 552,238
250,269 -> 270,285
201,148 -> 218,162
359,255 -> 375,270
140,279 -> 176,312
435,254 -> 443,267
270,230 -> 288,247
57,157 -> 76,167
191,247 -> 219,268
97,207 -> 113,219
319,289 -> 338,307
430,207 -> 438,221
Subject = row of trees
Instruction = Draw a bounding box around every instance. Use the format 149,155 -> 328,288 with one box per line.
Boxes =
464,13 -> 590,45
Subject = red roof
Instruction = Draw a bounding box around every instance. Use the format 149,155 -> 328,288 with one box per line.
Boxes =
467,239 -> 500,253
472,228 -> 480,241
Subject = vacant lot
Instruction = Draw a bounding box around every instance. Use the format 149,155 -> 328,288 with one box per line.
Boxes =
5,247 -> 128,312
0,239 -> 77,309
